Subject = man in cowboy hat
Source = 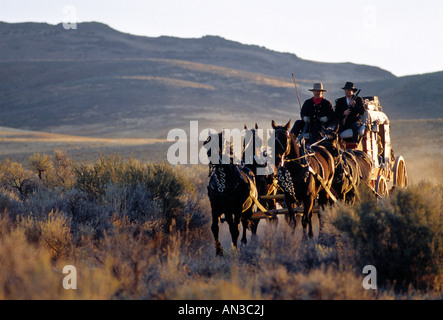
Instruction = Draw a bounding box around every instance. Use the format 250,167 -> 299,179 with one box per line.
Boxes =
334,81 -> 366,142
291,82 -> 334,144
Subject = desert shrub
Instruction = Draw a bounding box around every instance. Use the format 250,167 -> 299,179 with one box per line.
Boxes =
0,159 -> 37,200
39,211 -> 72,261
256,266 -> 377,300
28,150 -> 75,190
73,155 -> 125,200
102,183 -> 165,238
74,156 -> 208,233
0,224 -> 58,299
13,210 -> 72,262
334,183 -> 443,292
16,186 -> 114,243
2,154 -> 208,245
28,153 -> 53,182
52,149 -> 75,188
0,190 -> 25,220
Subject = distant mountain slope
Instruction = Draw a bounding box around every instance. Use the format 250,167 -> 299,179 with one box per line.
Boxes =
0,21 -> 440,139
361,71 -> 443,120
0,58 -> 303,137
0,22 -> 394,82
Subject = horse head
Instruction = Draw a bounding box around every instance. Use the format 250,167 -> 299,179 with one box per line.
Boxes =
321,126 -> 346,163
244,123 -> 268,170
203,131 -> 235,166
272,120 -> 292,167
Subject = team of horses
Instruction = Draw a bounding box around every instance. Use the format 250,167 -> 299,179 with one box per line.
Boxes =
204,120 -> 374,255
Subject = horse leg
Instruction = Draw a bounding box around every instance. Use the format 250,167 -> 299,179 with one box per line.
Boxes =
284,195 -> 297,229
266,198 -> 278,225
211,212 -> 223,256
346,189 -> 356,205
302,195 -> 315,238
248,217 -> 259,242
317,189 -> 329,232
251,219 -> 259,237
226,212 -> 241,249
241,217 -> 249,246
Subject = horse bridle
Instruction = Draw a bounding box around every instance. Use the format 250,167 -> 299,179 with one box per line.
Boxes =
274,128 -> 291,167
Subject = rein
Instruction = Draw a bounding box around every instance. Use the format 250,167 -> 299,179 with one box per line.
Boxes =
281,134 -> 315,166
283,152 -> 314,164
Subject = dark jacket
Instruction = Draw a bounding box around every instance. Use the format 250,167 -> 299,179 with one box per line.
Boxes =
299,97 -> 334,143
301,97 -> 334,121
334,96 -> 365,130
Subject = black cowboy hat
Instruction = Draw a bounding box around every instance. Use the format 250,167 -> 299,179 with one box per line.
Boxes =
342,82 -> 358,91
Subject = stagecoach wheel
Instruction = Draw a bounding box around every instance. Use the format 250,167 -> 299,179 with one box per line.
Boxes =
375,175 -> 388,198
393,156 -> 408,188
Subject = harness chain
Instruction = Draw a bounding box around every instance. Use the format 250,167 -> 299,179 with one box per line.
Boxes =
277,167 -> 296,198
212,167 -> 226,192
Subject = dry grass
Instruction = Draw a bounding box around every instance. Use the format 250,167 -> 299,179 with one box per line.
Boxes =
390,119 -> 443,184
0,126 -> 165,149
0,126 -> 170,164
118,75 -> 216,90
148,58 -> 299,88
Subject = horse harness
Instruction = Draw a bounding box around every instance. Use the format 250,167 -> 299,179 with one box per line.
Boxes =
209,165 -> 253,193
209,164 -> 273,215
278,132 -> 338,203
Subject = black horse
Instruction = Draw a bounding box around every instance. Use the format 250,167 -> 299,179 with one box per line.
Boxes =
272,120 -> 335,238
204,132 -> 258,255
243,124 -> 278,216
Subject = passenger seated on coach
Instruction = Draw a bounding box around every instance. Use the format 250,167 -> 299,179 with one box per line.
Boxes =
334,82 -> 365,143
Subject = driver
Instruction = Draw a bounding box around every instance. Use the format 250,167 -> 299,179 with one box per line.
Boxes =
290,82 -> 334,144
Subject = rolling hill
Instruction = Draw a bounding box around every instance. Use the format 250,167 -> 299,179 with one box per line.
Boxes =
0,21 -> 441,139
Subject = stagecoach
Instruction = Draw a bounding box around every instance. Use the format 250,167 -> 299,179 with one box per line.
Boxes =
250,96 -> 408,221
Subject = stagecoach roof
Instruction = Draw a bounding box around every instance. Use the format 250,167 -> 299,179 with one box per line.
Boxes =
363,110 -> 390,125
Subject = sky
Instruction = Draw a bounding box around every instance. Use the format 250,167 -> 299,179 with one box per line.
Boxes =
1,0 -> 442,77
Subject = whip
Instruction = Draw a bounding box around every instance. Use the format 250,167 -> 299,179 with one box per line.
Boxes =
292,73 -> 302,113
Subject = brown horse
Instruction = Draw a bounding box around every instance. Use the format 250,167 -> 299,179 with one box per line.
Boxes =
350,149 -> 373,186
321,128 -> 362,204
204,132 -> 258,255
272,120 -> 335,237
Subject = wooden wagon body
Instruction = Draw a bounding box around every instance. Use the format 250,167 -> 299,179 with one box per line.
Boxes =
345,96 -> 408,197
